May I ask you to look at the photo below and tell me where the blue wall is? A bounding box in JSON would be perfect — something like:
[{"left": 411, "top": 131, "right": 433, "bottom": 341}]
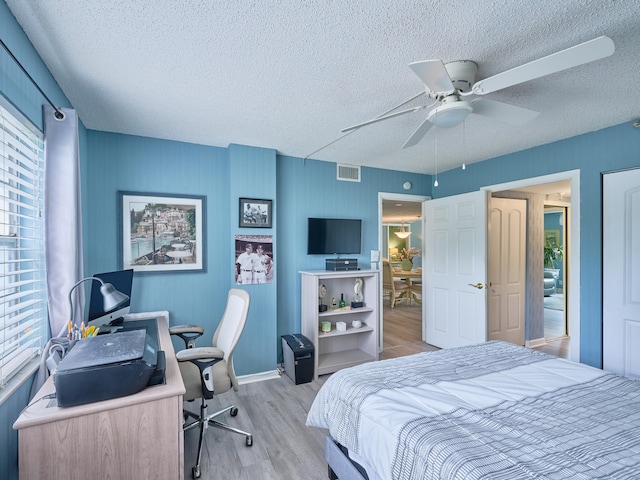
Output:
[
  {"left": 432, "top": 124, "right": 640, "bottom": 366},
  {"left": 0, "top": 379, "right": 29, "bottom": 480},
  {"left": 276, "top": 156, "right": 430, "bottom": 353},
  {"left": 85, "top": 135, "right": 279, "bottom": 375},
  {"left": 228, "top": 144, "right": 279, "bottom": 373},
  {"left": 85, "top": 133, "right": 431, "bottom": 371}
]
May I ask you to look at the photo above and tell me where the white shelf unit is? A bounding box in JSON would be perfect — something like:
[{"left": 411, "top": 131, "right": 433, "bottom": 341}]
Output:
[{"left": 300, "top": 269, "right": 379, "bottom": 379}]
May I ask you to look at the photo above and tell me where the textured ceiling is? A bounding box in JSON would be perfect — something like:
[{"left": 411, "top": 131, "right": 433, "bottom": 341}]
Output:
[
  {"left": 6, "top": 0, "right": 640, "bottom": 174},
  {"left": 382, "top": 199, "right": 422, "bottom": 225}
]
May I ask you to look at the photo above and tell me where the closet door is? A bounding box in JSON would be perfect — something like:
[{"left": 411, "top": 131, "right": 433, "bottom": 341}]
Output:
[
  {"left": 487, "top": 197, "right": 526, "bottom": 345},
  {"left": 603, "top": 168, "right": 640, "bottom": 378}
]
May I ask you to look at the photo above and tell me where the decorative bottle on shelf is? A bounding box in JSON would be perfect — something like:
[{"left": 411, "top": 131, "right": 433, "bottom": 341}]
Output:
[{"left": 339, "top": 293, "right": 345, "bottom": 308}]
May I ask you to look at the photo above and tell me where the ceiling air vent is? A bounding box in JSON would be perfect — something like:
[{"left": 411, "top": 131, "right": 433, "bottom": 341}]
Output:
[{"left": 337, "top": 163, "right": 361, "bottom": 182}]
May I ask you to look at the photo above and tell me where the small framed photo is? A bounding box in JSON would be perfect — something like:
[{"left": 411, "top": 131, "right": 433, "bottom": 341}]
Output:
[
  {"left": 239, "top": 198, "right": 272, "bottom": 228},
  {"left": 119, "top": 191, "right": 206, "bottom": 273}
]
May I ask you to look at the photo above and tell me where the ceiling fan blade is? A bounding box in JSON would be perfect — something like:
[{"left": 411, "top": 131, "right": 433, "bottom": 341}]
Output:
[
  {"left": 342, "top": 105, "right": 424, "bottom": 133},
  {"left": 470, "top": 98, "right": 539, "bottom": 125},
  {"left": 471, "top": 36, "right": 615, "bottom": 95},
  {"left": 401, "top": 116, "right": 434, "bottom": 149},
  {"left": 409, "top": 60, "right": 455, "bottom": 93}
]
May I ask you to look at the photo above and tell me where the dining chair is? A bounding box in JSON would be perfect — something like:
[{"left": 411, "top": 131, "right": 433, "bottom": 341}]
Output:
[{"left": 382, "top": 259, "right": 409, "bottom": 307}]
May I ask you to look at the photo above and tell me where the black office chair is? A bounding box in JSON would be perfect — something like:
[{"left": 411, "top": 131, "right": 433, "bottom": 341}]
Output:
[{"left": 170, "top": 288, "right": 253, "bottom": 478}]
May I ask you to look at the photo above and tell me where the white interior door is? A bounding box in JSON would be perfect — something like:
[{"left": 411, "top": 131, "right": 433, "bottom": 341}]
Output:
[
  {"left": 487, "top": 197, "right": 527, "bottom": 345},
  {"left": 423, "top": 191, "right": 488, "bottom": 349},
  {"left": 603, "top": 168, "right": 640, "bottom": 378}
]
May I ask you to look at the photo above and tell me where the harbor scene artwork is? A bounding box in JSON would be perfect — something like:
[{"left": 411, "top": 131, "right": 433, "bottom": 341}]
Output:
[{"left": 119, "top": 192, "right": 205, "bottom": 273}]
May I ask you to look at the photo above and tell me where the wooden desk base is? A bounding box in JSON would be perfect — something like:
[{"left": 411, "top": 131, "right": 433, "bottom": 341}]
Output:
[{"left": 18, "top": 396, "right": 182, "bottom": 478}]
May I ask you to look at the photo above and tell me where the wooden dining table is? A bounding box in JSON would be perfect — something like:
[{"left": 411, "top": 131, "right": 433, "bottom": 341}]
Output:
[{"left": 392, "top": 268, "right": 422, "bottom": 304}]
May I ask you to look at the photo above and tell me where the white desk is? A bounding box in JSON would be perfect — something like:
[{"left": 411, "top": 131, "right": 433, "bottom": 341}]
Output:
[{"left": 13, "top": 311, "right": 186, "bottom": 480}]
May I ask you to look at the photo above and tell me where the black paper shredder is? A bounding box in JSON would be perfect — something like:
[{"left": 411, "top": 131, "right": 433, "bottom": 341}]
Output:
[{"left": 281, "top": 334, "right": 314, "bottom": 384}]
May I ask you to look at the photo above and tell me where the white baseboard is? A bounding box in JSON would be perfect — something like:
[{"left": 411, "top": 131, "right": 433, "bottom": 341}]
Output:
[
  {"left": 526, "top": 338, "right": 547, "bottom": 348},
  {"left": 238, "top": 369, "right": 281, "bottom": 385}
]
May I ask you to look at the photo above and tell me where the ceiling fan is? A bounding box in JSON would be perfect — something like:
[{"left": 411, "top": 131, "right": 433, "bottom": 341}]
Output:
[{"left": 342, "top": 36, "right": 615, "bottom": 149}]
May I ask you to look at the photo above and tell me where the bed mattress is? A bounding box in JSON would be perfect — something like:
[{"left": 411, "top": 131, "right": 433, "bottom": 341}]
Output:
[{"left": 307, "top": 341, "right": 640, "bottom": 479}]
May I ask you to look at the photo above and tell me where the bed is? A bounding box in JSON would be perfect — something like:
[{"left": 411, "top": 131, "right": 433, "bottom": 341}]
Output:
[{"left": 306, "top": 341, "right": 640, "bottom": 479}]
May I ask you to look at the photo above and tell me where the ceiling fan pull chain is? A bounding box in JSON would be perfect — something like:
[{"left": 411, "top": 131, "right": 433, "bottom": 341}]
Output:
[
  {"left": 462, "top": 121, "right": 467, "bottom": 170},
  {"left": 434, "top": 122, "right": 439, "bottom": 187}
]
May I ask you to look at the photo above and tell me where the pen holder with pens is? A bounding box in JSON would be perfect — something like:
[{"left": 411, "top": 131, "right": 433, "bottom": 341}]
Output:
[{"left": 67, "top": 321, "right": 100, "bottom": 340}]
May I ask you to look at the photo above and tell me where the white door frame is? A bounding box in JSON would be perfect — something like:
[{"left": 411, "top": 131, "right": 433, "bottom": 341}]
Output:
[
  {"left": 378, "top": 192, "right": 430, "bottom": 350},
  {"left": 482, "top": 169, "right": 581, "bottom": 362}
]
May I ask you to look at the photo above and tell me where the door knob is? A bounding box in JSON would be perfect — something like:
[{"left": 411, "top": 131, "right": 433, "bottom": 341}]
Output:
[{"left": 468, "top": 283, "right": 484, "bottom": 290}]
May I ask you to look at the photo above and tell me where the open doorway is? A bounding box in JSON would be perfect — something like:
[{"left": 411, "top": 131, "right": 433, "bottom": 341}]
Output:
[
  {"left": 379, "top": 193, "right": 428, "bottom": 359},
  {"left": 487, "top": 175, "right": 574, "bottom": 360},
  {"left": 543, "top": 205, "right": 567, "bottom": 339},
  {"left": 378, "top": 174, "right": 577, "bottom": 361}
]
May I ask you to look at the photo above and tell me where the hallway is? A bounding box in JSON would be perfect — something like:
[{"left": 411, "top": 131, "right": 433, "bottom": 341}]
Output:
[
  {"left": 381, "top": 302, "right": 435, "bottom": 360},
  {"left": 382, "top": 302, "right": 569, "bottom": 360},
  {"left": 544, "top": 292, "right": 566, "bottom": 339}
]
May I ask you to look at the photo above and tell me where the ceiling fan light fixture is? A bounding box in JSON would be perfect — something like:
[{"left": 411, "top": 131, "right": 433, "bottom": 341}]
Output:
[{"left": 428, "top": 101, "right": 473, "bottom": 128}]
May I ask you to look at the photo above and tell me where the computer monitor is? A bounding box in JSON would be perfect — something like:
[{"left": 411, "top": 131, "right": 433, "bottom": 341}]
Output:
[{"left": 87, "top": 269, "right": 134, "bottom": 326}]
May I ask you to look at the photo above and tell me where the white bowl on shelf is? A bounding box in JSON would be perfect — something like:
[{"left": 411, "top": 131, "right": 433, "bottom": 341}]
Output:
[{"left": 351, "top": 320, "right": 362, "bottom": 329}]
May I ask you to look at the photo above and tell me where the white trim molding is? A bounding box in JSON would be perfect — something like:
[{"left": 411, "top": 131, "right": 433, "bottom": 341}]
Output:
[{"left": 238, "top": 369, "right": 281, "bottom": 385}]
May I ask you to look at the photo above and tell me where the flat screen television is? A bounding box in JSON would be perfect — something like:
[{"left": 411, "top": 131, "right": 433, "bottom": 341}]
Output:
[
  {"left": 307, "top": 218, "right": 362, "bottom": 255},
  {"left": 87, "top": 269, "right": 134, "bottom": 326}
]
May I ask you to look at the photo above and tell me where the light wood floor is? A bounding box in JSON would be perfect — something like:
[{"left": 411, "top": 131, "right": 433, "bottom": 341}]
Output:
[
  {"left": 381, "top": 301, "right": 438, "bottom": 359},
  {"left": 183, "top": 302, "right": 569, "bottom": 478},
  {"left": 183, "top": 373, "right": 329, "bottom": 479},
  {"left": 381, "top": 301, "right": 569, "bottom": 359}
]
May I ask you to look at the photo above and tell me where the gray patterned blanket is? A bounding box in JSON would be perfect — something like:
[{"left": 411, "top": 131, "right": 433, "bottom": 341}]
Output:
[{"left": 307, "top": 341, "right": 640, "bottom": 479}]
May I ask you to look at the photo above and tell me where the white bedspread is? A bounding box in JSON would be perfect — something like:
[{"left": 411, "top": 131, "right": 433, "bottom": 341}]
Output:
[{"left": 307, "top": 341, "right": 640, "bottom": 479}]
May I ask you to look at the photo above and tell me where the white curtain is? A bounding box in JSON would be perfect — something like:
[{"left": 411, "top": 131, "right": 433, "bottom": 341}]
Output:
[{"left": 43, "top": 105, "right": 83, "bottom": 338}]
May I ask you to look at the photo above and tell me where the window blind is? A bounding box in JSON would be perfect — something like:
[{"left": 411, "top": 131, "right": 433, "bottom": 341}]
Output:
[{"left": 0, "top": 96, "right": 47, "bottom": 387}]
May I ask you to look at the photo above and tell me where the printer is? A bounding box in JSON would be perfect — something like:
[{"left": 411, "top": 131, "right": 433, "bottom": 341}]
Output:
[{"left": 53, "top": 329, "right": 162, "bottom": 407}]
